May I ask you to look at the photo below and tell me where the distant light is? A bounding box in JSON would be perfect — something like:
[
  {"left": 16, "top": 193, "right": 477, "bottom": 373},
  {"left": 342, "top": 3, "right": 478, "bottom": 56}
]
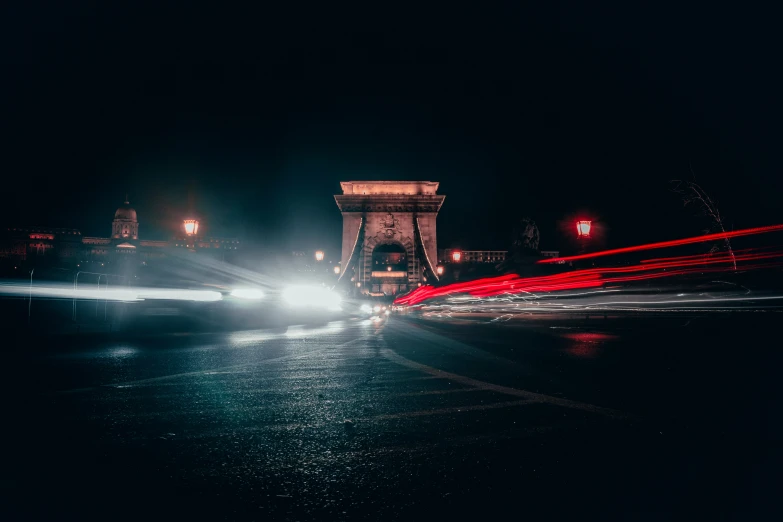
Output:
[
  {"left": 436, "top": 266, "right": 444, "bottom": 276},
  {"left": 576, "top": 220, "right": 592, "bottom": 238},
  {"left": 230, "top": 288, "right": 264, "bottom": 300},
  {"left": 452, "top": 251, "right": 462, "bottom": 262},
  {"left": 333, "top": 265, "right": 341, "bottom": 274},
  {"left": 136, "top": 289, "right": 222, "bottom": 302},
  {"left": 360, "top": 304, "right": 373, "bottom": 313},
  {"left": 373, "top": 305, "right": 381, "bottom": 313},
  {"left": 386, "top": 265, "right": 392, "bottom": 272},
  {"left": 315, "top": 250, "right": 325, "bottom": 261},
  {"left": 357, "top": 282, "right": 362, "bottom": 288},
  {"left": 384, "top": 310, "right": 391, "bottom": 316},
  {"left": 282, "top": 285, "right": 341, "bottom": 310},
  {"left": 184, "top": 219, "right": 199, "bottom": 236}
]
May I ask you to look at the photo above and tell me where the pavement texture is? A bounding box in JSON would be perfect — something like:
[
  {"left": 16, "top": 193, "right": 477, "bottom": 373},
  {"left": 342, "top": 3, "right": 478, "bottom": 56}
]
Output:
[{"left": 3, "top": 313, "right": 782, "bottom": 521}]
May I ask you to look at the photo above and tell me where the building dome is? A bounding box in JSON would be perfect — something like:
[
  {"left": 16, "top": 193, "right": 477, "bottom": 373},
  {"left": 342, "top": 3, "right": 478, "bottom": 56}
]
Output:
[
  {"left": 112, "top": 198, "right": 139, "bottom": 240},
  {"left": 114, "top": 200, "right": 137, "bottom": 222}
]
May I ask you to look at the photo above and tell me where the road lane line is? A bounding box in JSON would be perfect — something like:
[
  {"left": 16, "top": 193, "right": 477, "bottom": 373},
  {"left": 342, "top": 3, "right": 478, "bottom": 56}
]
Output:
[
  {"left": 393, "top": 388, "right": 484, "bottom": 397},
  {"left": 380, "top": 348, "right": 633, "bottom": 420},
  {"left": 111, "top": 398, "right": 537, "bottom": 424},
  {"left": 302, "top": 426, "right": 557, "bottom": 460},
  {"left": 367, "top": 399, "right": 538, "bottom": 420},
  {"left": 51, "top": 336, "right": 371, "bottom": 395}
]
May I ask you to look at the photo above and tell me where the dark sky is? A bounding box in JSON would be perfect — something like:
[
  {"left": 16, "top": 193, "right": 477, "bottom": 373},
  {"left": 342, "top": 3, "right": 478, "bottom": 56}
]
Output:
[{"left": 2, "top": 2, "right": 782, "bottom": 255}]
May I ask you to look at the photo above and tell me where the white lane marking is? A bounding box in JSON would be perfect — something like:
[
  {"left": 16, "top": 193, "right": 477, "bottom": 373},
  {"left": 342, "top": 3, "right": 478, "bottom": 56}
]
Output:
[
  {"left": 380, "top": 348, "right": 632, "bottom": 420},
  {"left": 366, "top": 375, "right": 443, "bottom": 384},
  {"left": 111, "top": 398, "right": 536, "bottom": 423},
  {"left": 162, "top": 399, "right": 543, "bottom": 436},
  {"left": 368, "top": 399, "right": 537, "bottom": 420},
  {"left": 51, "top": 336, "right": 370, "bottom": 394},
  {"left": 393, "top": 388, "right": 483, "bottom": 397},
  {"left": 308, "top": 426, "right": 557, "bottom": 459}
]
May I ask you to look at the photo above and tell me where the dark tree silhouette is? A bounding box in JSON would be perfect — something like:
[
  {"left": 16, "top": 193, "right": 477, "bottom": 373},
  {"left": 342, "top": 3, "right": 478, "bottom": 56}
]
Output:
[{"left": 671, "top": 180, "right": 736, "bottom": 270}]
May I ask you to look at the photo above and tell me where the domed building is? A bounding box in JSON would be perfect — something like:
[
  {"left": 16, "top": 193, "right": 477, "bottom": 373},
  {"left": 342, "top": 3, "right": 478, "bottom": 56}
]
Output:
[
  {"left": 112, "top": 198, "right": 139, "bottom": 240},
  {"left": 2, "top": 195, "right": 242, "bottom": 271}
]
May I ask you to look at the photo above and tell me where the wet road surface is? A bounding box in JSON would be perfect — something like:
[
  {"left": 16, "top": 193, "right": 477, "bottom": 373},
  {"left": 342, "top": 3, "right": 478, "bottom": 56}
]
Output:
[{"left": 4, "top": 314, "right": 782, "bottom": 520}]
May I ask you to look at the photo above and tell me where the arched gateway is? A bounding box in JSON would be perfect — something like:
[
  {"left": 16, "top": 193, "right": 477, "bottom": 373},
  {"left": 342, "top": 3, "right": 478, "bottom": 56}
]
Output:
[{"left": 335, "top": 181, "right": 444, "bottom": 296}]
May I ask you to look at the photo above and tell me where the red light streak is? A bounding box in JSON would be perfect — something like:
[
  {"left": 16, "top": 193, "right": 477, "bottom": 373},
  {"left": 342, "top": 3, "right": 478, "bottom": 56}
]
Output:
[
  {"left": 639, "top": 246, "right": 779, "bottom": 265},
  {"left": 394, "top": 246, "right": 783, "bottom": 306},
  {"left": 538, "top": 224, "right": 783, "bottom": 264}
]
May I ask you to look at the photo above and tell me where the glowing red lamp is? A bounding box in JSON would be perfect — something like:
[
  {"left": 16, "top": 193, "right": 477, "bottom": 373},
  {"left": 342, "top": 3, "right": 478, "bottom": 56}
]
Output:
[
  {"left": 183, "top": 219, "right": 199, "bottom": 236},
  {"left": 576, "top": 220, "right": 592, "bottom": 238},
  {"left": 452, "top": 251, "right": 462, "bottom": 262}
]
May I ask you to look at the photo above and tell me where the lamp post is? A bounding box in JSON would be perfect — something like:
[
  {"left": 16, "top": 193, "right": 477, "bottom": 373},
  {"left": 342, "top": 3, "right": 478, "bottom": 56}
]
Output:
[
  {"left": 576, "top": 220, "right": 593, "bottom": 258},
  {"left": 183, "top": 219, "right": 199, "bottom": 236},
  {"left": 451, "top": 251, "right": 464, "bottom": 281},
  {"left": 576, "top": 220, "right": 592, "bottom": 239}
]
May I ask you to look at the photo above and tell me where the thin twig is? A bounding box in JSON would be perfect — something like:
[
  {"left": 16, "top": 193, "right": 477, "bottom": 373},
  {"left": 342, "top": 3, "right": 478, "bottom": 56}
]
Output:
[{"left": 671, "top": 180, "right": 736, "bottom": 270}]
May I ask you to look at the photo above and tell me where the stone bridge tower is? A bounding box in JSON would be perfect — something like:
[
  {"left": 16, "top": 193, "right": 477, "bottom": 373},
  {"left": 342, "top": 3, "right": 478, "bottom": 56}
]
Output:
[{"left": 335, "top": 181, "right": 444, "bottom": 296}]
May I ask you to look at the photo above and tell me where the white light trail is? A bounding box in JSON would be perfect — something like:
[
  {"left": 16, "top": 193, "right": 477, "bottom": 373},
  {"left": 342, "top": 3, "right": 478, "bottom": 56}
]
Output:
[{"left": 0, "top": 281, "right": 222, "bottom": 302}]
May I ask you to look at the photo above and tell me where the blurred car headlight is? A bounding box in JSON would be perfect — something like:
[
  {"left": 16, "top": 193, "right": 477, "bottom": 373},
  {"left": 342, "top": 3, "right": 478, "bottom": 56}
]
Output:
[
  {"left": 360, "top": 304, "right": 373, "bottom": 314},
  {"left": 373, "top": 305, "right": 381, "bottom": 313},
  {"left": 230, "top": 288, "right": 265, "bottom": 300},
  {"left": 282, "top": 285, "right": 342, "bottom": 310}
]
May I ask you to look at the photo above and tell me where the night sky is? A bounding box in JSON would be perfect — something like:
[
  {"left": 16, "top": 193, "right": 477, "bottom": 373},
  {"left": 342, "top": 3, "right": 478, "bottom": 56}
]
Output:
[{"left": 3, "top": 3, "right": 782, "bottom": 256}]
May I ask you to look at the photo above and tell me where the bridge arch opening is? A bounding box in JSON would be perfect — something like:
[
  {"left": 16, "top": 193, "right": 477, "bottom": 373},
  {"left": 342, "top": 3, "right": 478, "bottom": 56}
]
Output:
[
  {"left": 372, "top": 242, "right": 407, "bottom": 272},
  {"left": 335, "top": 181, "right": 444, "bottom": 295}
]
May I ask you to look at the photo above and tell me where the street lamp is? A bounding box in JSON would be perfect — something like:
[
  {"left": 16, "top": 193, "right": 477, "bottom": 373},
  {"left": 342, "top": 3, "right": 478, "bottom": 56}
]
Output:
[
  {"left": 436, "top": 265, "right": 444, "bottom": 276},
  {"left": 315, "top": 250, "right": 325, "bottom": 262},
  {"left": 452, "top": 251, "right": 462, "bottom": 262},
  {"left": 576, "top": 220, "right": 592, "bottom": 238},
  {"left": 183, "top": 219, "right": 199, "bottom": 236}
]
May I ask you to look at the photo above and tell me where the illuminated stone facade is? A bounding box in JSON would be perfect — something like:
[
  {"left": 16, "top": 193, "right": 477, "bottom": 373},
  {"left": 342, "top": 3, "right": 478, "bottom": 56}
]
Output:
[
  {"left": 111, "top": 199, "right": 139, "bottom": 239},
  {"left": 1, "top": 199, "right": 240, "bottom": 270},
  {"left": 439, "top": 249, "right": 508, "bottom": 264},
  {"left": 335, "top": 181, "right": 444, "bottom": 296}
]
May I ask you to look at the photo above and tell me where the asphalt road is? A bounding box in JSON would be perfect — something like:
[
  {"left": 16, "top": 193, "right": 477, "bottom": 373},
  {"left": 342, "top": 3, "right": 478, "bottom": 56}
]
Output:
[{"left": 4, "top": 313, "right": 782, "bottom": 521}]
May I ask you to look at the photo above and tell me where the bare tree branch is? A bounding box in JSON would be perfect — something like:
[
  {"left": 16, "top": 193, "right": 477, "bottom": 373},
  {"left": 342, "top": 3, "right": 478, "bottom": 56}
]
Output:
[{"left": 670, "top": 180, "right": 736, "bottom": 270}]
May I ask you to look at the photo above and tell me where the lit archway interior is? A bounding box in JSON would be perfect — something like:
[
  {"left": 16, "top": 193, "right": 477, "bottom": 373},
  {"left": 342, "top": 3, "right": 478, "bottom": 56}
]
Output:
[
  {"left": 371, "top": 243, "right": 408, "bottom": 295},
  {"left": 372, "top": 243, "right": 407, "bottom": 272}
]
